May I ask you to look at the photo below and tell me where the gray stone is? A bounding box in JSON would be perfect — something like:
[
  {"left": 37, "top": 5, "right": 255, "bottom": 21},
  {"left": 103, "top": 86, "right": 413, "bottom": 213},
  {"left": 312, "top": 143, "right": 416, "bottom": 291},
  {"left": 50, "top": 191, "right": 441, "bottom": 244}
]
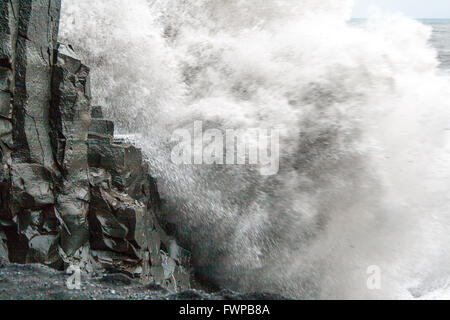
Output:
[
  {"left": 0, "top": 0, "right": 192, "bottom": 293},
  {"left": 88, "top": 139, "right": 144, "bottom": 197},
  {"left": 89, "top": 119, "right": 114, "bottom": 138},
  {"left": 0, "top": 230, "right": 8, "bottom": 261},
  {"left": 88, "top": 170, "right": 147, "bottom": 268},
  {"left": 12, "top": 0, "right": 61, "bottom": 169},
  {"left": 91, "top": 106, "right": 104, "bottom": 119},
  {"left": 10, "top": 163, "right": 54, "bottom": 211},
  {"left": 0, "top": 1, "right": 17, "bottom": 149},
  {"left": 51, "top": 42, "right": 91, "bottom": 258},
  {"left": 27, "top": 234, "right": 61, "bottom": 266}
]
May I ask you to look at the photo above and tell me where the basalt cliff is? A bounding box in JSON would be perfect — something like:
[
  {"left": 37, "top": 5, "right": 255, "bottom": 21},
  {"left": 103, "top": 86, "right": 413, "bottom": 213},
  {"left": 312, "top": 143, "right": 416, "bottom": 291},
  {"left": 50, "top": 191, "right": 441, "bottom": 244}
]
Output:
[{"left": 0, "top": 0, "right": 191, "bottom": 292}]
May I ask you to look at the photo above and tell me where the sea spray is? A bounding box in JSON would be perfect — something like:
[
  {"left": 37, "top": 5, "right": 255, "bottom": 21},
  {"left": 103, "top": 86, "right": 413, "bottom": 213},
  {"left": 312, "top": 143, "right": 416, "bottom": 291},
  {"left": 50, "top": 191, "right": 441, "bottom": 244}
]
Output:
[{"left": 60, "top": 0, "right": 450, "bottom": 299}]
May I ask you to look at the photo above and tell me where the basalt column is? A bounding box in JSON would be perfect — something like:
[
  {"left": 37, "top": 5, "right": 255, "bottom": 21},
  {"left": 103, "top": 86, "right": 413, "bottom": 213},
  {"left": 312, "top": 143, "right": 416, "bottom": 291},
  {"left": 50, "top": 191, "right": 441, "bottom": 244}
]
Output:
[
  {"left": 0, "top": 0, "right": 192, "bottom": 292},
  {"left": 0, "top": 0, "right": 62, "bottom": 265}
]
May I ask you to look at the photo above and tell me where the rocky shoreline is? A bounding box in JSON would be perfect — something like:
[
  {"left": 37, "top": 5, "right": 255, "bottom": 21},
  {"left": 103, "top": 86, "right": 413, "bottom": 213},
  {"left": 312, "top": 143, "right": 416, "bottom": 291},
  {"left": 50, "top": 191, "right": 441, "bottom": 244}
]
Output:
[
  {"left": 0, "top": 0, "right": 191, "bottom": 294},
  {"left": 0, "top": 258, "right": 287, "bottom": 300}
]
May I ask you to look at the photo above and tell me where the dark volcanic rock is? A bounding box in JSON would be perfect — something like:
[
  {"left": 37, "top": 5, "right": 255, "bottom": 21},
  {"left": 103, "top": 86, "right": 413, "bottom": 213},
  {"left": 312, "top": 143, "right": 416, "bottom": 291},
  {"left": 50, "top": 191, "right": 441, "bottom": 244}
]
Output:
[
  {"left": 0, "top": 0, "right": 62, "bottom": 267},
  {"left": 87, "top": 117, "right": 191, "bottom": 291},
  {"left": 91, "top": 106, "right": 104, "bottom": 119},
  {"left": 0, "top": 0, "right": 192, "bottom": 293},
  {"left": 89, "top": 119, "right": 114, "bottom": 138},
  {"left": 12, "top": 0, "right": 61, "bottom": 168},
  {"left": 0, "top": 261, "right": 287, "bottom": 300},
  {"left": 51, "top": 43, "right": 91, "bottom": 261}
]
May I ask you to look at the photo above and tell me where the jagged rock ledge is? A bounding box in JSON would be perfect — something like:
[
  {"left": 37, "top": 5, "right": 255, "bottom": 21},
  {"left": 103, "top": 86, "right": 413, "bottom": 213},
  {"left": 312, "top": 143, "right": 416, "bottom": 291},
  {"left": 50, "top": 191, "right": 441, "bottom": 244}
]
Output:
[{"left": 0, "top": 0, "right": 190, "bottom": 292}]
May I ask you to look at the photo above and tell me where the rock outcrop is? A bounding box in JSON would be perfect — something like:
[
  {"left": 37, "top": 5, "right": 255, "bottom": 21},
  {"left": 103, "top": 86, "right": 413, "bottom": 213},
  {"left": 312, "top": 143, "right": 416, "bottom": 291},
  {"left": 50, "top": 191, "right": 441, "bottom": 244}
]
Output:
[{"left": 0, "top": 0, "right": 190, "bottom": 292}]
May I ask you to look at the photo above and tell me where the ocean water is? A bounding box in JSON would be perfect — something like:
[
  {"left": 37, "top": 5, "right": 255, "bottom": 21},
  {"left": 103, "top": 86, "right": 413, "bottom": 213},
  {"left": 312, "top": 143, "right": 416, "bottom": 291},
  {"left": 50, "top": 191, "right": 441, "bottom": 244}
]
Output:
[
  {"left": 59, "top": 1, "right": 450, "bottom": 300},
  {"left": 424, "top": 20, "right": 450, "bottom": 71}
]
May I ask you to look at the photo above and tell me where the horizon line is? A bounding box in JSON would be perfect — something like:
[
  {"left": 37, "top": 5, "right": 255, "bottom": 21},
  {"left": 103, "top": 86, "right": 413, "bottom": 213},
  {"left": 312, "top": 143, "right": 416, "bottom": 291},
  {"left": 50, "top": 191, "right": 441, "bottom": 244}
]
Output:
[{"left": 351, "top": 17, "right": 450, "bottom": 19}]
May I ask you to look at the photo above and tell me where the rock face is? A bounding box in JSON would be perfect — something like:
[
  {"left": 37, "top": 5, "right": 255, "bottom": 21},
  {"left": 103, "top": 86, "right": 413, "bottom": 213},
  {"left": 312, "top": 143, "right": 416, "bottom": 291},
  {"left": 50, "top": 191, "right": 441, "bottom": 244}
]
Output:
[{"left": 0, "top": 0, "right": 190, "bottom": 292}]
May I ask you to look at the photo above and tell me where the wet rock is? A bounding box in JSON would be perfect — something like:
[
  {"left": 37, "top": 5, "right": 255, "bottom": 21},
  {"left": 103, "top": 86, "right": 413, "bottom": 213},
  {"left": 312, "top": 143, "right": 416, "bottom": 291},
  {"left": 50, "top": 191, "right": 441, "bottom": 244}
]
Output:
[
  {"left": 0, "top": 230, "right": 8, "bottom": 261},
  {"left": 88, "top": 136, "right": 145, "bottom": 198},
  {"left": 0, "top": 0, "right": 62, "bottom": 266},
  {"left": 0, "top": 262, "right": 285, "bottom": 300},
  {"left": 10, "top": 163, "right": 54, "bottom": 211},
  {"left": 87, "top": 161, "right": 191, "bottom": 292},
  {"left": 91, "top": 106, "right": 104, "bottom": 119},
  {"left": 12, "top": 0, "right": 61, "bottom": 168},
  {"left": 26, "top": 234, "right": 61, "bottom": 267},
  {"left": 0, "top": 0, "right": 18, "bottom": 153},
  {"left": 96, "top": 273, "right": 136, "bottom": 286},
  {"left": 0, "top": 0, "right": 193, "bottom": 294},
  {"left": 89, "top": 119, "right": 114, "bottom": 138},
  {"left": 51, "top": 43, "right": 91, "bottom": 259}
]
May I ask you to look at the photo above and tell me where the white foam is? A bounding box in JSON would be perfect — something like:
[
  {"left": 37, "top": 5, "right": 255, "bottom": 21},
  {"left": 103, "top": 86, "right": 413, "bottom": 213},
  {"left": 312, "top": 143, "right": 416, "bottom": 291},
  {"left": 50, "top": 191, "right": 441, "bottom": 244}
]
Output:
[{"left": 60, "top": 0, "right": 450, "bottom": 299}]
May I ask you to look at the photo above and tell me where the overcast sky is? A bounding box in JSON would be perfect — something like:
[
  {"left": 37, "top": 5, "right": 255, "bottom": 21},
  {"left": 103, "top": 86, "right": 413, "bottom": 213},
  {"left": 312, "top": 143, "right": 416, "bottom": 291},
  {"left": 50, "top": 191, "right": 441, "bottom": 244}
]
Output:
[{"left": 352, "top": 0, "right": 450, "bottom": 19}]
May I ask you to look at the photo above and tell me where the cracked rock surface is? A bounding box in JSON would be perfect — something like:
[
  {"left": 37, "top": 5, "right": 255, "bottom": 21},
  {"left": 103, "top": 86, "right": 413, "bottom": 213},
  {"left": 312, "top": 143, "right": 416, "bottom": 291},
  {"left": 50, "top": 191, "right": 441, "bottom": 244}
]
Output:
[{"left": 0, "top": 0, "right": 191, "bottom": 293}]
